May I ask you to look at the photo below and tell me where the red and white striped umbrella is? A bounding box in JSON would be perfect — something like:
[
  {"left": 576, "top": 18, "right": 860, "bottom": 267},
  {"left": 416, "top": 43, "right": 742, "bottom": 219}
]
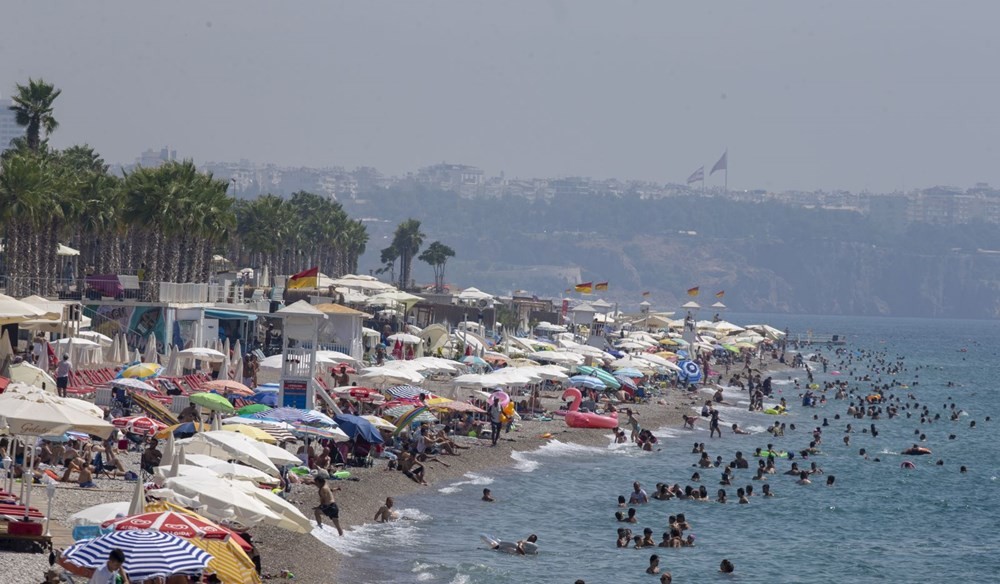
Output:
[
  {"left": 112, "top": 416, "right": 167, "bottom": 437},
  {"left": 101, "top": 511, "right": 247, "bottom": 549}
]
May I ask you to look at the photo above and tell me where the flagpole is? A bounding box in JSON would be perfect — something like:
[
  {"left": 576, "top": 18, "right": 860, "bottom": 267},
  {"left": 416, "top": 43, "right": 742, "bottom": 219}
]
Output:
[{"left": 724, "top": 148, "right": 728, "bottom": 193}]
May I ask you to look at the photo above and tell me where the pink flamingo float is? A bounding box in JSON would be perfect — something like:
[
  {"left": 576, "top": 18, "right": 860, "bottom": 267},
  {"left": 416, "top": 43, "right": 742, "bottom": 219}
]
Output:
[{"left": 561, "top": 387, "right": 619, "bottom": 429}]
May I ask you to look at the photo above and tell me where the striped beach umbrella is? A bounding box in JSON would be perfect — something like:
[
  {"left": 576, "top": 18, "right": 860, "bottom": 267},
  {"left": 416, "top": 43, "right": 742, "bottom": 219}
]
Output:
[
  {"left": 60, "top": 530, "right": 212, "bottom": 581},
  {"left": 250, "top": 407, "right": 335, "bottom": 427},
  {"left": 614, "top": 375, "right": 638, "bottom": 391},
  {"left": 568, "top": 375, "right": 607, "bottom": 390},
  {"left": 386, "top": 385, "right": 425, "bottom": 399},
  {"left": 101, "top": 511, "right": 235, "bottom": 543},
  {"left": 113, "top": 415, "right": 167, "bottom": 437},
  {"left": 387, "top": 405, "right": 437, "bottom": 435}
]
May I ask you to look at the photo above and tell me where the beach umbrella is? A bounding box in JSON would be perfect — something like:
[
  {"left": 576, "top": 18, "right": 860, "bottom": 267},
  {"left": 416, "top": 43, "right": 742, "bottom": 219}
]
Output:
[
  {"left": 576, "top": 366, "right": 621, "bottom": 389},
  {"left": 250, "top": 391, "right": 278, "bottom": 406},
  {"left": 253, "top": 383, "right": 280, "bottom": 393},
  {"left": 113, "top": 416, "right": 167, "bottom": 437},
  {"left": 359, "top": 366, "right": 425, "bottom": 387},
  {"left": 189, "top": 392, "right": 235, "bottom": 413},
  {"left": 155, "top": 422, "right": 212, "bottom": 440},
  {"left": 158, "top": 462, "right": 221, "bottom": 481},
  {"left": 386, "top": 385, "right": 426, "bottom": 399},
  {"left": 179, "top": 348, "right": 227, "bottom": 362},
  {"left": 251, "top": 407, "right": 334, "bottom": 426},
  {"left": 461, "top": 355, "right": 488, "bottom": 367},
  {"left": 291, "top": 424, "right": 350, "bottom": 441},
  {"left": 203, "top": 380, "right": 253, "bottom": 396},
  {"left": 677, "top": 360, "right": 703, "bottom": 384},
  {"left": 332, "top": 413, "right": 383, "bottom": 443},
  {"left": 567, "top": 375, "right": 607, "bottom": 390},
  {"left": 202, "top": 461, "right": 279, "bottom": 485},
  {"left": 236, "top": 404, "right": 271, "bottom": 416},
  {"left": 69, "top": 502, "right": 131, "bottom": 526},
  {"left": 361, "top": 415, "right": 397, "bottom": 431},
  {"left": 389, "top": 406, "right": 437, "bottom": 435},
  {"left": 614, "top": 367, "right": 645, "bottom": 379},
  {"left": 615, "top": 375, "right": 638, "bottom": 391},
  {"left": 221, "top": 424, "right": 278, "bottom": 444},
  {"left": 143, "top": 502, "right": 261, "bottom": 584},
  {"left": 181, "top": 432, "right": 279, "bottom": 476},
  {"left": 110, "top": 378, "right": 157, "bottom": 393},
  {"left": 7, "top": 362, "right": 57, "bottom": 391},
  {"left": 144, "top": 334, "right": 158, "bottom": 364},
  {"left": 59, "top": 530, "right": 212, "bottom": 581},
  {"left": 429, "top": 400, "right": 485, "bottom": 414},
  {"left": 119, "top": 362, "right": 163, "bottom": 380},
  {"left": 163, "top": 432, "right": 176, "bottom": 465},
  {"left": 226, "top": 418, "right": 295, "bottom": 442}
]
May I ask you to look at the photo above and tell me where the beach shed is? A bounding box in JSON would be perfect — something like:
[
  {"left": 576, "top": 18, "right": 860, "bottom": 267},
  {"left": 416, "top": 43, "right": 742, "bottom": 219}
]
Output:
[
  {"left": 571, "top": 302, "right": 597, "bottom": 326},
  {"left": 313, "top": 303, "right": 368, "bottom": 360}
]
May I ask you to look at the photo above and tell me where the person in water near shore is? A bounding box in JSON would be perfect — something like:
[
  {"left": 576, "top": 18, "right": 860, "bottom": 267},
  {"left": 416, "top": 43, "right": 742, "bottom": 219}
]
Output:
[
  {"left": 731, "top": 423, "right": 750, "bottom": 435},
  {"left": 629, "top": 481, "right": 649, "bottom": 504},
  {"left": 720, "top": 559, "right": 735, "bottom": 574},
  {"left": 374, "top": 497, "right": 397, "bottom": 522},
  {"left": 482, "top": 488, "right": 495, "bottom": 502},
  {"left": 313, "top": 477, "right": 343, "bottom": 535},
  {"left": 646, "top": 554, "right": 661, "bottom": 574}
]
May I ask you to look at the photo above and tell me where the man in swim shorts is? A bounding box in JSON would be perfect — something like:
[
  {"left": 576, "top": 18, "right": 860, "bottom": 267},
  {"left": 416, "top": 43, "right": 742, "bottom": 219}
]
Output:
[
  {"left": 374, "top": 497, "right": 397, "bottom": 522},
  {"left": 313, "top": 477, "right": 344, "bottom": 535}
]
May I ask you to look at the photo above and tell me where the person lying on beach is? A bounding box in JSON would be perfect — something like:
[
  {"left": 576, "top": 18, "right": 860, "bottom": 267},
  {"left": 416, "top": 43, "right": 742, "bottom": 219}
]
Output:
[{"left": 374, "top": 497, "right": 398, "bottom": 522}]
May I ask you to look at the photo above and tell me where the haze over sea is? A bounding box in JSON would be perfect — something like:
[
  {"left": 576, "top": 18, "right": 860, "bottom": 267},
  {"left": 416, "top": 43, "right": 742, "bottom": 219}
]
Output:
[{"left": 323, "top": 314, "right": 1000, "bottom": 583}]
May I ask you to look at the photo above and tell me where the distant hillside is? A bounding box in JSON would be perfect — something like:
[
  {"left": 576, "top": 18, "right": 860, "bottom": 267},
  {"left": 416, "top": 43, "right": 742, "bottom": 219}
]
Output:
[{"left": 342, "top": 185, "right": 1000, "bottom": 318}]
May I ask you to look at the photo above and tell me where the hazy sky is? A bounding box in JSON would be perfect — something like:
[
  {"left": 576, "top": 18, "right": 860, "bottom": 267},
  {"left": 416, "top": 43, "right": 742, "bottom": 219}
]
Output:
[{"left": 3, "top": 1, "right": 998, "bottom": 192}]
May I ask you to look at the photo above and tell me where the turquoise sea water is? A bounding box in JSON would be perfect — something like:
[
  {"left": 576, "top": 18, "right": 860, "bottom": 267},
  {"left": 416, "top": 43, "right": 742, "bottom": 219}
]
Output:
[{"left": 326, "top": 315, "right": 1000, "bottom": 583}]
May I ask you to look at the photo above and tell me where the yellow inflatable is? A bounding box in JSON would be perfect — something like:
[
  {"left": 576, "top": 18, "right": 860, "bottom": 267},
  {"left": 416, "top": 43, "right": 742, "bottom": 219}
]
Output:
[{"left": 500, "top": 402, "right": 515, "bottom": 424}]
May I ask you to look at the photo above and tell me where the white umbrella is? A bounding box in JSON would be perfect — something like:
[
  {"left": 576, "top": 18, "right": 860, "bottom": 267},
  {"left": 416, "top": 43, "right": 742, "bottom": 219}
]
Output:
[
  {"left": 0, "top": 330, "right": 12, "bottom": 364},
  {"left": 180, "top": 431, "right": 280, "bottom": 476},
  {"left": 144, "top": 334, "right": 158, "bottom": 364},
  {"left": 204, "top": 461, "right": 278, "bottom": 485},
  {"left": 53, "top": 338, "right": 100, "bottom": 350},
  {"left": 78, "top": 330, "right": 113, "bottom": 346},
  {"left": 0, "top": 294, "right": 48, "bottom": 325},
  {"left": 164, "top": 345, "right": 180, "bottom": 377},
  {"left": 358, "top": 366, "right": 425, "bottom": 387},
  {"left": 0, "top": 384, "right": 113, "bottom": 438},
  {"left": 251, "top": 440, "right": 300, "bottom": 466},
  {"left": 179, "top": 348, "right": 226, "bottom": 362},
  {"left": 162, "top": 432, "right": 176, "bottom": 466},
  {"left": 163, "top": 476, "right": 280, "bottom": 525},
  {"left": 71, "top": 501, "right": 131, "bottom": 526},
  {"left": 258, "top": 350, "right": 358, "bottom": 370},
  {"left": 110, "top": 378, "right": 157, "bottom": 393},
  {"left": 156, "top": 463, "right": 220, "bottom": 480},
  {"left": 119, "top": 335, "right": 129, "bottom": 365},
  {"left": 8, "top": 362, "right": 57, "bottom": 391}
]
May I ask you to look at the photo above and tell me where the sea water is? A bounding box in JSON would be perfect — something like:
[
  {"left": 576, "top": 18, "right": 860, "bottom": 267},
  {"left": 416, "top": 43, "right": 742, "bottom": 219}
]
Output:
[{"left": 332, "top": 315, "right": 1000, "bottom": 583}]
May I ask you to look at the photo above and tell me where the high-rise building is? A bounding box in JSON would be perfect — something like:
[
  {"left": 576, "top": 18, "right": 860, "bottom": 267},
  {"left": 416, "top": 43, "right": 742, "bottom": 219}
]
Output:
[{"left": 0, "top": 97, "right": 26, "bottom": 154}]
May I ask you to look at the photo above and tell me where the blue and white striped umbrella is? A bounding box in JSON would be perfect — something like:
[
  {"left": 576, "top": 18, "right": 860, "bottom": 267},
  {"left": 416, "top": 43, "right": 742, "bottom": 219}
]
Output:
[
  {"left": 677, "top": 360, "right": 702, "bottom": 383},
  {"left": 614, "top": 375, "right": 638, "bottom": 391},
  {"left": 251, "top": 407, "right": 335, "bottom": 427},
  {"left": 60, "top": 529, "right": 211, "bottom": 581},
  {"left": 568, "top": 375, "right": 607, "bottom": 390},
  {"left": 386, "top": 385, "right": 424, "bottom": 399}
]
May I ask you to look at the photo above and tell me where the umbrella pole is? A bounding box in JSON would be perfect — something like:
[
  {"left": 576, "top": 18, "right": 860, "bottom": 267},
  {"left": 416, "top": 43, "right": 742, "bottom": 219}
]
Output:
[{"left": 23, "top": 437, "right": 37, "bottom": 520}]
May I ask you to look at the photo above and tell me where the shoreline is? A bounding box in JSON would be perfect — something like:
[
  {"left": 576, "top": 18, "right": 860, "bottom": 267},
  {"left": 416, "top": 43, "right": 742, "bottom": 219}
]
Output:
[{"left": 260, "top": 365, "right": 787, "bottom": 582}]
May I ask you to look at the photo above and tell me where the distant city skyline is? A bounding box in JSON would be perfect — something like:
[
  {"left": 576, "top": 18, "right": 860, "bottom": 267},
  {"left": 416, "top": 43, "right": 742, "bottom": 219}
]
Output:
[{"left": 3, "top": 1, "right": 1000, "bottom": 192}]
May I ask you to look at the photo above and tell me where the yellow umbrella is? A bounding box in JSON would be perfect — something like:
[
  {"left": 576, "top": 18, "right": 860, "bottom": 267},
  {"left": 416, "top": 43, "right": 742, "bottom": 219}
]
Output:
[
  {"left": 423, "top": 397, "right": 454, "bottom": 407},
  {"left": 658, "top": 338, "right": 679, "bottom": 346},
  {"left": 120, "top": 362, "right": 163, "bottom": 380},
  {"left": 146, "top": 502, "right": 261, "bottom": 584},
  {"left": 655, "top": 351, "right": 677, "bottom": 359},
  {"left": 361, "top": 415, "right": 397, "bottom": 431},
  {"left": 222, "top": 424, "right": 278, "bottom": 444}
]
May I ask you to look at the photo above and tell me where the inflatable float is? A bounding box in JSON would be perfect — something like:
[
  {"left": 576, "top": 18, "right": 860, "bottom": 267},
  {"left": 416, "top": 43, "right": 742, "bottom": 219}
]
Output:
[
  {"left": 561, "top": 388, "right": 619, "bottom": 429},
  {"left": 754, "top": 450, "right": 788, "bottom": 458},
  {"left": 901, "top": 446, "right": 932, "bottom": 456},
  {"left": 481, "top": 534, "right": 538, "bottom": 555},
  {"left": 763, "top": 407, "right": 789, "bottom": 416}
]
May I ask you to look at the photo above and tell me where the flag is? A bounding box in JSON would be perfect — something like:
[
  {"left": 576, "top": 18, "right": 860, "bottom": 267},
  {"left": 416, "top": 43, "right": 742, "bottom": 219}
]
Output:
[
  {"left": 575, "top": 282, "right": 593, "bottom": 294},
  {"left": 642, "top": 291, "right": 651, "bottom": 297},
  {"left": 710, "top": 150, "right": 727, "bottom": 175},
  {"left": 287, "top": 266, "right": 319, "bottom": 289},
  {"left": 687, "top": 166, "right": 704, "bottom": 184},
  {"left": 564, "top": 288, "right": 573, "bottom": 294},
  {"left": 687, "top": 286, "right": 700, "bottom": 297},
  {"left": 715, "top": 290, "right": 725, "bottom": 299},
  {"left": 595, "top": 282, "right": 609, "bottom": 291}
]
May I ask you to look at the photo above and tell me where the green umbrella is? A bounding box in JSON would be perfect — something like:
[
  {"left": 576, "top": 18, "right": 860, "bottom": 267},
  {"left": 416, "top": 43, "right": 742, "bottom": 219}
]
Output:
[
  {"left": 189, "top": 392, "right": 235, "bottom": 413},
  {"left": 576, "top": 365, "right": 621, "bottom": 389},
  {"left": 237, "top": 404, "right": 272, "bottom": 416}
]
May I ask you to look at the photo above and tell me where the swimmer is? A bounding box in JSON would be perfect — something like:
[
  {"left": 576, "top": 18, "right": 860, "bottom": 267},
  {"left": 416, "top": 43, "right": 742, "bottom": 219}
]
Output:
[
  {"left": 515, "top": 534, "right": 538, "bottom": 555},
  {"left": 901, "top": 461, "right": 915, "bottom": 469},
  {"left": 826, "top": 475, "right": 835, "bottom": 486},
  {"left": 374, "top": 497, "right": 398, "bottom": 522},
  {"left": 731, "top": 423, "right": 750, "bottom": 435},
  {"left": 720, "top": 559, "right": 735, "bottom": 574},
  {"left": 762, "top": 483, "right": 774, "bottom": 497},
  {"left": 647, "top": 554, "right": 661, "bottom": 574},
  {"left": 482, "top": 488, "right": 495, "bottom": 502},
  {"left": 796, "top": 471, "right": 811, "bottom": 485}
]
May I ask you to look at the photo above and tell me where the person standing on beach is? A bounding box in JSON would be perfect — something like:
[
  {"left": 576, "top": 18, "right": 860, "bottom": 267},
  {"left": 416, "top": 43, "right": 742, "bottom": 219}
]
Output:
[
  {"left": 313, "top": 477, "right": 344, "bottom": 535},
  {"left": 55, "top": 354, "right": 72, "bottom": 398},
  {"left": 487, "top": 401, "right": 502, "bottom": 446},
  {"left": 625, "top": 409, "right": 641, "bottom": 443}
]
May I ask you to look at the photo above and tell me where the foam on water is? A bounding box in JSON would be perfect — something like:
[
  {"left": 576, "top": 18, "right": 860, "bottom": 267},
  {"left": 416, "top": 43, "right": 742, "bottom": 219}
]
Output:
[
  {"left": 438, "top": 473, "right": 495, "bottom": 494},
  {"left": 312, "top": 507, "right": 430, "bottom": 557}
]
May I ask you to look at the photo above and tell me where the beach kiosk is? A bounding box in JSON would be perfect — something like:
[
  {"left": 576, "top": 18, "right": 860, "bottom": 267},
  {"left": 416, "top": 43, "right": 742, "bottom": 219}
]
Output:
[{"left": 276, "top": 300, "right": 326, "bottom": 409}]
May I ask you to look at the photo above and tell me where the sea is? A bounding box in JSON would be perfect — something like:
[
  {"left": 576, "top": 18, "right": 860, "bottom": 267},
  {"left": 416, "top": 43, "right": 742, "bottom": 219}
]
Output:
[{"left": 321, "top": 315, "right": 1000, "bottom": 583}]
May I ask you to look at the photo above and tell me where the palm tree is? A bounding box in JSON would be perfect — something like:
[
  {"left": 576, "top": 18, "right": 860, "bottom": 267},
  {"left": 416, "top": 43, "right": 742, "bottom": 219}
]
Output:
[
  {"left": 9, "top": 79, "right": 61, "bottom": 151},
  {"left": 418, "top": 241, "right": 455, "bottom": 293},
  {"left": 387, "top": 219, "right": 425, "bottom": 290}
]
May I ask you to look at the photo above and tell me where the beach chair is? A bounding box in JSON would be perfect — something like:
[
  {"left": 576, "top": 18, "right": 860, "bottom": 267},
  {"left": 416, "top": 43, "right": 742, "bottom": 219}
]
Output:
[
  {"left": 71, "top": 525, "right": 105, "bottom": 542},
  {"left": 92, "top": 452, "right": 114, "bottom": 479}
]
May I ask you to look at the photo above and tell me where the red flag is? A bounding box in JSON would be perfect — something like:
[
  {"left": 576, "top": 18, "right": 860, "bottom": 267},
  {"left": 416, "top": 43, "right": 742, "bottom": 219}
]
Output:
[
  {"left": 595, "top": 282, "right": 609, "bottom": 291},
  {"left": 575, "top": 282, "right": 593, "bottom": 294},
  {"left": 642, "top": 291, "right": 651, "bottom": 297},
  {"left": 687, "top": 286, "right": 700, "bottom": 297}
]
